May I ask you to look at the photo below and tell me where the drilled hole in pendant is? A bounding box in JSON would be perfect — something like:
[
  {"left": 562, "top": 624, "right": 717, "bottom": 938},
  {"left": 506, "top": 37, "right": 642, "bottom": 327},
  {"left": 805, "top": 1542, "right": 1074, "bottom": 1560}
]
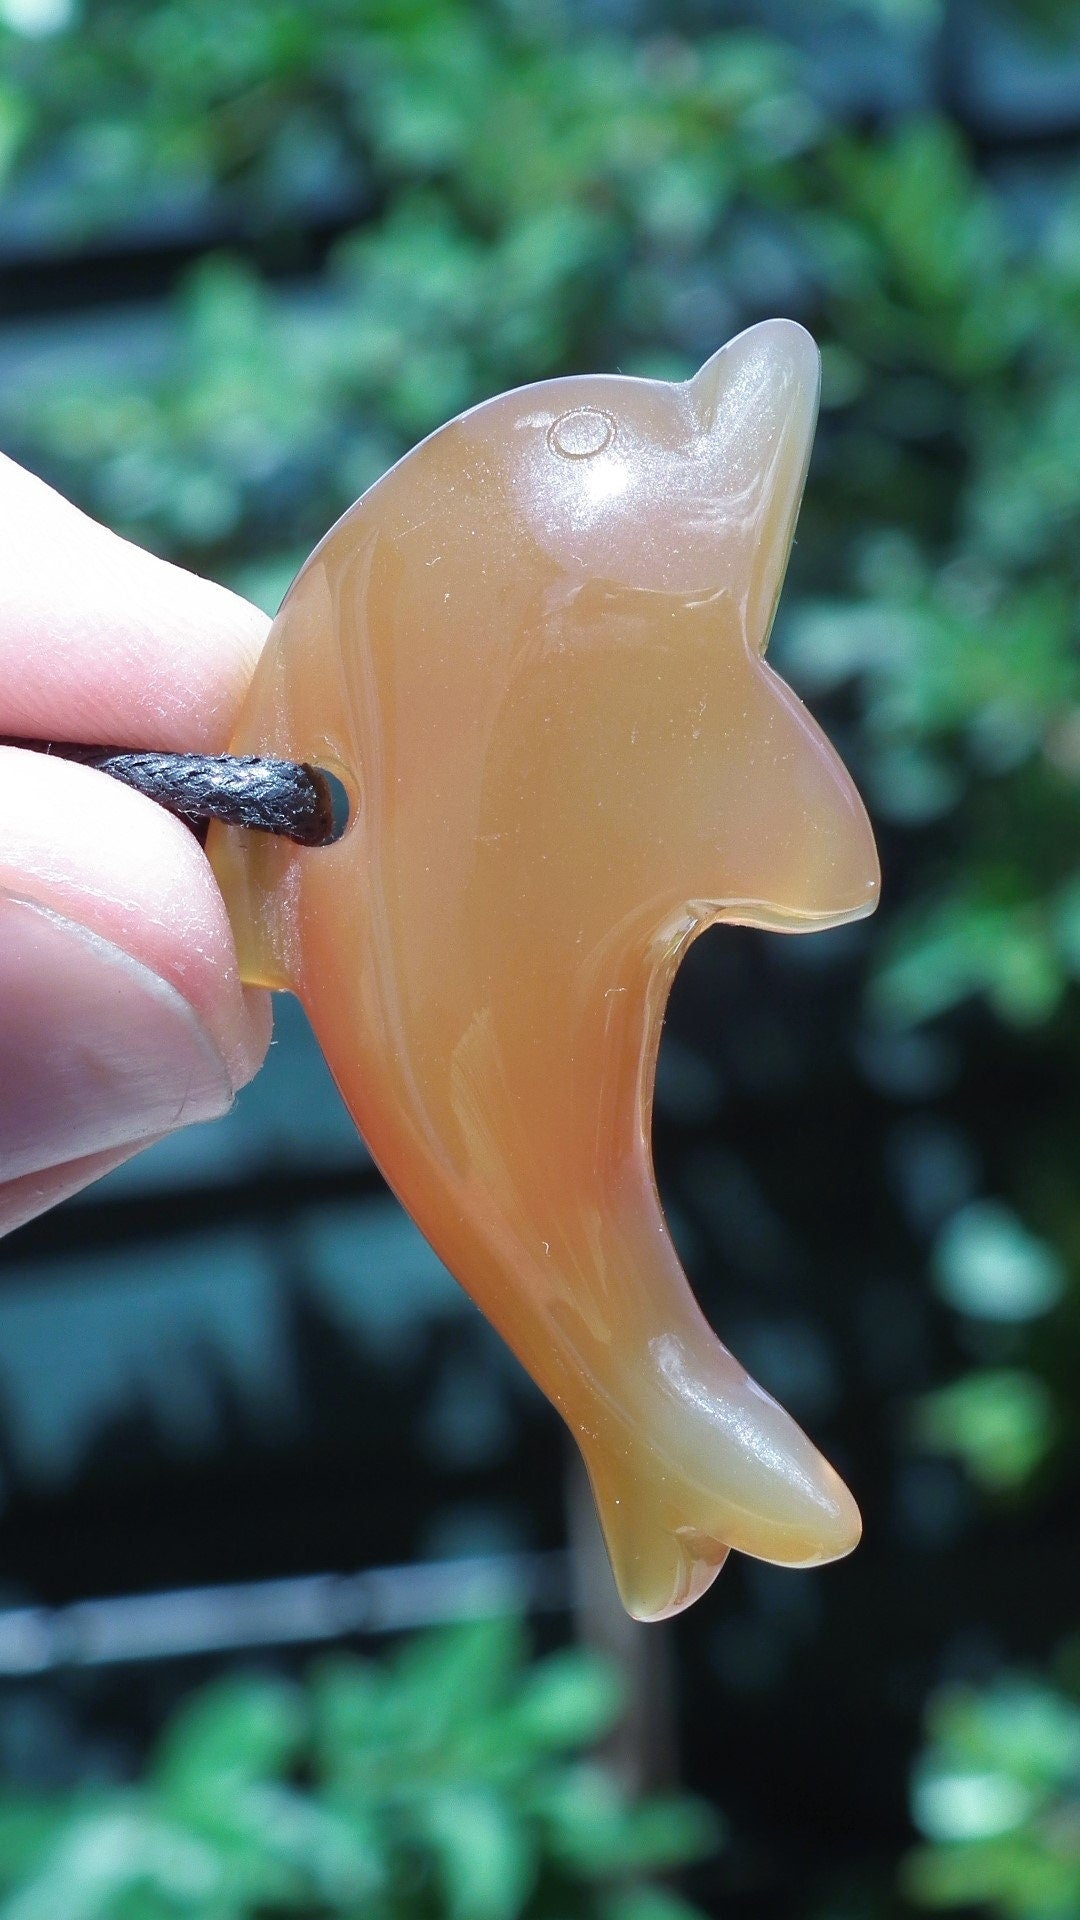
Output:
[{"left": 312, "top": 764, "right": 357, "bottom": 843}]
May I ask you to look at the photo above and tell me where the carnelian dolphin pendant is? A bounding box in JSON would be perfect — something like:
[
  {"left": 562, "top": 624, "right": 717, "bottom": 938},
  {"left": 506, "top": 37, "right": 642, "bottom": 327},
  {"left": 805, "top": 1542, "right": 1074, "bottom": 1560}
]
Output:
[{"left": 208, "top": 319, "right": 880, "bottom": 1622}]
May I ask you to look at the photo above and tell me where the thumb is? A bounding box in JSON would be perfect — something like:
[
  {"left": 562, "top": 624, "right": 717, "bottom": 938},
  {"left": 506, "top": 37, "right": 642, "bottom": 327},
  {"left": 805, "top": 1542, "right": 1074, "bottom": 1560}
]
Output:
[
  {"left": 0, "top": 751, "right": 272, "bottom": 1234},
  {"left": 0, "top": 889, "right": 231, "bottom": 1185}
]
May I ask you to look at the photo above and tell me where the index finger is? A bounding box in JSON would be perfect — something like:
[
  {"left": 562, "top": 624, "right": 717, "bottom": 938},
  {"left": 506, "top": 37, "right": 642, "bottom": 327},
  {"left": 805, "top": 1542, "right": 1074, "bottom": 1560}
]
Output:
[{"left": 0, "top": 453, "right": 270, "bottom": 751}]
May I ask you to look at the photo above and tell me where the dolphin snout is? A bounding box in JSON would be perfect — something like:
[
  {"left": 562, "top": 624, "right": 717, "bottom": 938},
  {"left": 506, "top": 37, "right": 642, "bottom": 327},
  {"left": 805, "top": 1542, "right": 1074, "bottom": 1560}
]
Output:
[
  {"left": 691, "top": 317, "right": 820, "bottom": 441},
  {"left": 689, "top": 321, "right": 822, "bottom": 657}
]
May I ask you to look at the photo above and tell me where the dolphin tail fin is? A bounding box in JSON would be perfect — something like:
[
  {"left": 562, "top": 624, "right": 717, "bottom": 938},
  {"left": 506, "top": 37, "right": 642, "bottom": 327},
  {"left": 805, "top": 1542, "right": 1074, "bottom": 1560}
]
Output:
[
  {"left": 580, "top": 1364, "right": 862, "bottom": 1623},
  {"left": 586, "top": 1464, "right": 733, "bottom": 1622}
]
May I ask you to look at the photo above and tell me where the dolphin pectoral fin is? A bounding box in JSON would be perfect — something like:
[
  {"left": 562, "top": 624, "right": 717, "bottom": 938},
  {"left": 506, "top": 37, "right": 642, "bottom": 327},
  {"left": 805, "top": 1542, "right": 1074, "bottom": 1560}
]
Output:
[
  {"left": 208, "top": 820, "right": 296, "bottom": 993},
  {"left": 580, "top": 1339, "right": 862, "bottom": 1623}
]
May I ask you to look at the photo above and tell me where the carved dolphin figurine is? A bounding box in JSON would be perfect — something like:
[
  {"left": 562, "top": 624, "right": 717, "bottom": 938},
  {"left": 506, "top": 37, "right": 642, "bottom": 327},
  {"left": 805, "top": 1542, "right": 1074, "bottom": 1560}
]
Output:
[{"left": 208, "top": 319, "right": 880, "bottom": 1621}]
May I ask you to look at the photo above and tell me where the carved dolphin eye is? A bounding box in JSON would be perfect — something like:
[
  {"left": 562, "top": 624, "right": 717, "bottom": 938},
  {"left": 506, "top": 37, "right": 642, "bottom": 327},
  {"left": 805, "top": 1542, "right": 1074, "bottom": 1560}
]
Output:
[{"left": 547, "top": 407, "right": 616, "bottom": 458}]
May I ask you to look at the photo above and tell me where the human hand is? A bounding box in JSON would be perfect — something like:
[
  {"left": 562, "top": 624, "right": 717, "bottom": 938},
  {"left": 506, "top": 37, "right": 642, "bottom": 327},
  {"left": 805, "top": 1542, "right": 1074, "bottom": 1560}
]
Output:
[{"left": 0, "top": 454, "right": 274, "bottom": 1235}]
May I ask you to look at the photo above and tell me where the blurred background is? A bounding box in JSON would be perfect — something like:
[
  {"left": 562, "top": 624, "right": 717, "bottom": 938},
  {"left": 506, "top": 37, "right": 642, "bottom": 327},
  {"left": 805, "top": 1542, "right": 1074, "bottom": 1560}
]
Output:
[{"left": 3, "top": 0, "right": 1080, "bottom": 1914}]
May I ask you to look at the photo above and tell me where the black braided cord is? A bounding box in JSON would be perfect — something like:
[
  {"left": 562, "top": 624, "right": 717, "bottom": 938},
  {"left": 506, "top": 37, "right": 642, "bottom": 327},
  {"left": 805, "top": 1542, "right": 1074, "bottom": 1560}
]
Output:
[{"left": 0, "top": 739, "right": 338, "bottom": 847}]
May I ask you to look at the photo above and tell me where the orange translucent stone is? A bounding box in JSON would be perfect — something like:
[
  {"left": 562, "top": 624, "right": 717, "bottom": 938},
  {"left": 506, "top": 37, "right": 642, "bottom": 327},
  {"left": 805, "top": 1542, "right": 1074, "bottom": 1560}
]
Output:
[{"left": 208, "top": 320, "right": 880, "bottom": 1621}]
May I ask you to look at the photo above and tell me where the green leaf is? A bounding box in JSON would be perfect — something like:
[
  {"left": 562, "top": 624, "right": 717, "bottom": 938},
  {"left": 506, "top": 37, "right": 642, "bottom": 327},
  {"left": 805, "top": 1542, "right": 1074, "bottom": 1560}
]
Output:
[
  {"left": 605, "top": 1798, "right": 722, "bottom": 1875},
  {"left": 310, "top": 1653, "right": 389, "bottom": 1773},
  {"left": 539, "top": 1766, "right": 720, "bottom": 1879},
  {"left": 0, "top": 1803, "right": 75, "bottom": 1890},
  {"left": 601, "top": 1886, "right": 713, "bottom": 1920},
  {"left": 511, "top": 1649, "right": 625, "bottom": 1752},
  {"left": 389, "top": 1616, "right": 527, "bottom": 1738},
  {"left": 912, "top": 1370, "right": 1056, "bottom": 1492},
  {"left": 0, "top": 1802, "right": 220, "bottom": 1920},
  {"left": 153, "top": 1675, "right": 306, "bottom": 1803},
  {"left": 418, "top": 1787, "right": 536, "bottom": 1920},
  {"left": 933, "top": 1202, "right": 1066, "bottom": 1322},
  {"left": 912, "top": 1764, "right": 1037, "bottom": 1843}
]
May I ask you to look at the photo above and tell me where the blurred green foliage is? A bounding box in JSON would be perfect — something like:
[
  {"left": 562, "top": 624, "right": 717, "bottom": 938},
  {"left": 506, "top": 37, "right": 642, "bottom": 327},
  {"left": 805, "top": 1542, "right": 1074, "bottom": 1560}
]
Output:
[
  {"left": 911, "top": 1368, "right": 1058, "bottom": 1493},
  {"left": 0, "top": 1618, "right": 718, "bottom": 1919},
  {"left": 6, "top": 0, "right": 1080, "bottom": 1499},
  {"left": 906, "top": 1668, "right": 1080, "bottom": 1919},
  {"left": 2, "top": 1, "right": 1080, "bottom": 1062},
  {"left": 6, "top": 0, "right": 1080, "bottom": 1911}
]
